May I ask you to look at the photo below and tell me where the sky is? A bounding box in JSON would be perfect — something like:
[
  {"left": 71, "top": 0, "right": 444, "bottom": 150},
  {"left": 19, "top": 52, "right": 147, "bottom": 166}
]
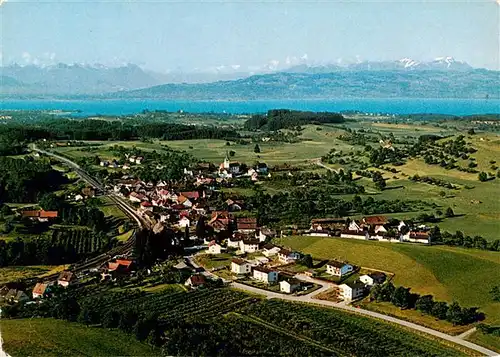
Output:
[{"left": 0, "top": 0, "right": 499, "bottom": 72}]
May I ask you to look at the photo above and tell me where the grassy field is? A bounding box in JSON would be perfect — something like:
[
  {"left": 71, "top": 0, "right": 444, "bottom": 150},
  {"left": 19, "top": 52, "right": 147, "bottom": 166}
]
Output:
[
  {"left": 0, "top": 318, "right": 158, "bottom": 357},
  {"left": 276, "top": 236, "right": 500, "bottom": 324},
  {"left": 0, "top": 266, "right": 67, "bottom": 284},
  {"left": 466, "top": 330, "right": 500, "bottom": 354},
  {"left": 358, "top": 300, "right": 470, "bottom": 335}
]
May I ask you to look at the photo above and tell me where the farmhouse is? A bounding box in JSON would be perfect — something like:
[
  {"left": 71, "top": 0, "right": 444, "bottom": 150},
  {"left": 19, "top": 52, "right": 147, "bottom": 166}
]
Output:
[
  {"left": 359, "top": 272, "right": 387, "bottom": 286},
  {"left": 57, "top": 271, "right": 75, "bottom": 288},
  {"left": 279, "top": 279, "right": 301, "bottom": 294},
  {"left": 362, "top": 216, "right": 389, "bottom": 227},
  {"left": 252, "top": 267, "right": 278, "bottom": 284},
  {"left": 277, "top": 249, "right": 301, "bottom": 264},
  {"left": 207, "top": 241, "right": 222, "bottom": 254},
  {"left": 231, "top": 258, "right": 252, "bottom": 275},
  {"left": 339, "top": 282, "right": 365, "bottom": 301},
  {"left": 326, "top": 260, "right": 354, "bottom": 277},
  {"left": 185, "top": 274, "right": 206, "bottom": 289}
]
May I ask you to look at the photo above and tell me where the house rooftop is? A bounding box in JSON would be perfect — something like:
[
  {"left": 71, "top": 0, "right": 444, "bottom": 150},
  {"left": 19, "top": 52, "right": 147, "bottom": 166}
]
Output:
[
  {"left": 58, "top": 271, "right": 74, "bottom": 282},
  {"left": 278, "top": 248, "right": 291, "bottom": 256},
  {"left": 363, "top": 216, "right": 389, "bottom": 225},
  {"left": 342, "top": 281, "right": 365, "bottom": 290},
  {"left": 231, "top": 258, "right": 247, "bottom": 265},
  {"left": 188, "top": 274, "right": 206, "bottom": 286},
  {"left": 327, "top": 260, "right": 349, "bottom": 268},
  {"left": 253, "top": 266, "right": 275, "bottom": 274}
]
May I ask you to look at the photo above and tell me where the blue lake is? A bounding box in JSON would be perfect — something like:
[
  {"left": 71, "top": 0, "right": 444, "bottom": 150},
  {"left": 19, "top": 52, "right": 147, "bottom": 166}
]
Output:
[{"left": 0, "top": 98, "right": 499, "bottom": 116}]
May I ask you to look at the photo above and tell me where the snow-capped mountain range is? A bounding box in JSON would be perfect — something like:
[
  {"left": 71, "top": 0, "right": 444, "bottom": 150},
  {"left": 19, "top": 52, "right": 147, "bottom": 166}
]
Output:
[{"left": 0, "top": 57, "right": 493, "bottom": 97}]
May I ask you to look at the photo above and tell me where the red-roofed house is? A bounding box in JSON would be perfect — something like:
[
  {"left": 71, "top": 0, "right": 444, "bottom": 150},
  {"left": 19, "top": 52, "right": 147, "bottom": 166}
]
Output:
[
  {"left": 185, "top": 274, "right": 206, "bottom": 288},
  {"left": 236, "top": 217, "right": 258, "bottom": 232}
]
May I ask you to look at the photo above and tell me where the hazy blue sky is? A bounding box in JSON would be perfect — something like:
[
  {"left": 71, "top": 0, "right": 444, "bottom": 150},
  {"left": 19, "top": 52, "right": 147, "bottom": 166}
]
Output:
[{"left": 1, "top": 0, "right": 499, "bottom": 71}]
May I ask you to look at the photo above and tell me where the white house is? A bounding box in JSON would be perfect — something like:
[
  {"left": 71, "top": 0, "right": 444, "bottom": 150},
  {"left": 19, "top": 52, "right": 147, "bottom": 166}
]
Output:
[
  {"left": 227, "top": 235, "right": 243, "bottom": 248},
  {"left": 178, "top": 216, "right": 191, "bottom": 228},
  {"left": 252, "top": 267, "right": 278, "bottom": 284},
  {"left": 326, "top": 261, "right": 354, "bottom": 277},
  {"left": 262, "top": 244, "right": 281, "bottom": 257},
  {"left": 239, "top": 239, "right": 260, "bottom": 253},
  {"left": 207, "top": 241, "right": 222, "bottom": 255},
  {"left": 348, "top": 220, "right": 362, "bottom": 232},
  {"left": 359, "top": 272, "right": 386, "bottom": 286},
  {"left": 255, "top": 230, "right": 268, "bottom": 242},
  {"left": 279, "top": 279, "right": 301, "bottom": 294},
  {"left": 277, "top": 249, "right": 301, "bottom": 264},
  {"left": 231, "top": 259, "right": 252, "bottom": 275},
  {"left": 339, "top": 282, "right": 365, "bottom": 301},
  {"left": 374, "top": 225, "right": 388, "bottom": 234}
]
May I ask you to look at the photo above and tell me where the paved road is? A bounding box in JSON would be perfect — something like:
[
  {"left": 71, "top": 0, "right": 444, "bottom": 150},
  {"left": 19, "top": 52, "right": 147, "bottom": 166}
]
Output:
[
  {"left": 232, "top": 277, "right": 497, "bottom": 356},
  {"left": 186, "top": 254, "right": 497, "bottom": 355}
]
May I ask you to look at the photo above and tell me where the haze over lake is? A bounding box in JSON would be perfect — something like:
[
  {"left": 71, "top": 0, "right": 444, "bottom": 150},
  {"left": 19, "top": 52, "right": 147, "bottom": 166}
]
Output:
[{"left": 1, "top": 98, "right": 499, "bottom": 116}]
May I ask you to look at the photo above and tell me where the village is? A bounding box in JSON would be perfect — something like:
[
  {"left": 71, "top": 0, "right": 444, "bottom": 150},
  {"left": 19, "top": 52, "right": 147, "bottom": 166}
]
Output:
[{"left": 0, "top": 151, "right": 434, "bottom": 308}]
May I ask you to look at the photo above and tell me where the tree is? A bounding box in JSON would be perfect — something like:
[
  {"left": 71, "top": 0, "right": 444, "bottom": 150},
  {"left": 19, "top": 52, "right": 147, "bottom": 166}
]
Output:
[
  {"left": 467, "top": 128, "right": 475, "bottom": 135},
  {"left": 445, "top": 207, "right": 454, "bottom": 217},
  {"left": 300, "top": 254, "right": 313, "bottom": 268},
  {"left": 254, "top": 144, "right": 261, "bottom": 153},
  {"left": 229, "top": 150, "right": 235, "bottom": 157},
  {"left": 415, "top": 295, "right": 435, "bottom": 314},
  {"left": 490, "top": 286, "right": 500, "bottom": 302},
  {"left": 446, "top": 302, "right": 464, "bottom": 325},
  {"left": 431, "top": 301, "right": 449, "bottom": 320},
  {"left": 478, "top": 172, "right": 488, "bottom": 182},
  {"left": 391, "top": 286, "right": 412, "bottom": 309},
  {"left": 195, "top": 216, "right": 207, "bottom": 240},
  {"left": 438, "top": 191, "right": 446, "bottom": 197}
]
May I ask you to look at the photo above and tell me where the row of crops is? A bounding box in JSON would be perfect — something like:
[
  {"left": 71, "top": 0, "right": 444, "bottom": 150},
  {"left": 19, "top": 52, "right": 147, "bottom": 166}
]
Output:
[
  {"left": 51, "top": 229, "right": 114, "bottom": 256},
  {"left": 239, "top": 299, "right": 465, "bottom": 357}
]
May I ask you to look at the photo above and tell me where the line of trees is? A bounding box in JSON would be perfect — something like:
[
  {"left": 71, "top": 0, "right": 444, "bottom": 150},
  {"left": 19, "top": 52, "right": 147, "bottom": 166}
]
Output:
[
  {"left": 244, "top": 110, "right": 344, "bottom": 131},
  {"left": 370, "top": 282, "right": 482, "bottom": 325}
]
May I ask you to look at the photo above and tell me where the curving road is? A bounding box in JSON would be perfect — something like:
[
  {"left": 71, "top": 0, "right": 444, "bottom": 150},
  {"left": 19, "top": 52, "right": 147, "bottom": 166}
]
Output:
[{"left": 187, "top": 255, "right": 497, "bottom": 356}]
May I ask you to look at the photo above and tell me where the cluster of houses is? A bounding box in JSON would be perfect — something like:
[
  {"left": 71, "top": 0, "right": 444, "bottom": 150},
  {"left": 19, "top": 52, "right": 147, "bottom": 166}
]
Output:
[
  {"left": 100, "top": 154, "right": 144, "bottom": 169},
  {"left": 218, "top": 152, "right": 269, "bottom": 180},
  {"left": 308, "top": 216, "right": 431, "bottom": 244}
]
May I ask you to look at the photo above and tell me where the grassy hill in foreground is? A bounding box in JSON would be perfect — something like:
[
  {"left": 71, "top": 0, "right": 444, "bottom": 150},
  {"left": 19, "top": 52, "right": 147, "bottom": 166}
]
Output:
[
  {"left": 276, "top": 236, "right": 500, "bottom": 324},
  {"left": 0, "top": 318, "right": 158, "bottom": 357}
]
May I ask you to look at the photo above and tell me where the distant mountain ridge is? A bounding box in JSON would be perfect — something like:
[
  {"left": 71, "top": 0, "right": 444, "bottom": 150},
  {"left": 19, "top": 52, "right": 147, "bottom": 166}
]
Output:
[
  {"left": 285, "top": 57, "right": 473, "bottom": 73},
  {"left": 110, "top": 69, "right": 498, "bottom": 100},
  {"left": 0, "top": 58, "right": 497, "bottom": 99}
]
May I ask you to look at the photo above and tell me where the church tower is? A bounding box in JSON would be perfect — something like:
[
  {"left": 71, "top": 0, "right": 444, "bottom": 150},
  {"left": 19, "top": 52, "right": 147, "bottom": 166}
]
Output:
[{"left": 223, "top": 151, "right": 230, "bottom": 169}]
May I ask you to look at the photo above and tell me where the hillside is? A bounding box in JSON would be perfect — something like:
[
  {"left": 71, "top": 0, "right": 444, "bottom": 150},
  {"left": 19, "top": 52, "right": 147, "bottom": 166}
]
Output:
[{"left": 112, "top": 70, "right": 498, "bottom": 100}]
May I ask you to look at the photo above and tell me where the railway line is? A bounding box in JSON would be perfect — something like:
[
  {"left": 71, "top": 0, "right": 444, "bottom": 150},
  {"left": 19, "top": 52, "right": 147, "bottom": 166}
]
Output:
[{"left": 31, "top": 146, "right": 150, "bottom": 277}]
